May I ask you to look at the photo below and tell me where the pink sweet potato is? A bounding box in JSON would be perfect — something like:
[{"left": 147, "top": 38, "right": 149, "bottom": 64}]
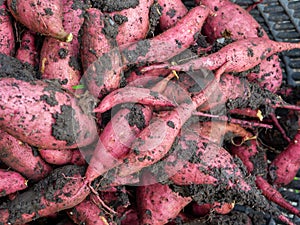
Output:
[
  {"left": 114, "top": 69, "right": 222, "bottom": 178},
  {"left": 94, "top": 86, "right": 175, "bottom": 113},
  {"left": 0, "top": 0, "right": 15, "bottom": 56},
  {"left": 157, "top": 0, "right": 188, "bottom": 30},
  {"left": 197, "top": 0, "right": 282, "bottom": 92},
  {"left": 0, "top": 131, "right": 52, "bottom": 181},
  {"left": 109, "top": 0, "right": 154, "bottom": 46},
  {"left": 192, "top": 202, "right": 234, "bottom": 216},
  {"left": 0, "top": 169, "right": 27, "bottom": 197},
  {"left": 67, "top": 199, "right": 109, "bottom": 225},
  {"left": 230, "top": 139, "right": 300, "bottom": 217},
  {"left": 7, "top": 0, "right": 72, "bottom": 41},
  {"left": 15, "top": 31, "right": 39, "bottom": 67},
  {"left": 0, "top": 77, "right": 97, "bottom": 149},
  {"left": 86, "top": 73, "right": 174, "bottom": 182},
  {"left": 269, "top": 131, "right": 300, "bottom": 186},
  {"left": 39, "top": 149, "right": 74, "bottom": 165},
  {"left": 0, "top": 165, "right": 90, "bottom": 225},
  {"left": 39, "top": 0, "right": 85, "bottom": 91},
  {"left": 136, "top": 172, "right": 192, "bottom": 225},
  {"left": 81, "top": 8, "right": 122, "bottom": 98},
  {"left": 143, "top": 38, "right": 300, "bottom": 78},
  {"left": 121, "top": 5, "right": 210, "bottom": 64}
]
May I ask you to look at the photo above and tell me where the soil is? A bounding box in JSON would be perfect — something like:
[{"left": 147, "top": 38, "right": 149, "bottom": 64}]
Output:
[{"left": 91, "top": 0, "right": 139, "bottom": 12}]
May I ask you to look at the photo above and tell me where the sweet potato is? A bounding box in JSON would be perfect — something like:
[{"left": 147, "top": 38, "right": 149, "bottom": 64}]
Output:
[
  {"left": 0, "top": 131, "right": 52, "bottom": 181},
  {"left": 109, "top": 0, "right": 154, "bottom": 46},
  {"left": 121, "top": 5, "right": 210, "bottom": 64},
  {"left": 0, "top": 169, "right": 27, "bottom": 197},
  {"left": 0, "top": 77, "right": 97, "bottom": 149},
  {"left": 86, "top": 73, "right": 174, "bottom": 182},
  {"left": 15, "top": 31, "right": 39, "bottom": 67},
  {"left": 94, "top": 86, "right": 175, "bottom": 113},
  {"left": 157, "top": 0, "right": 188, "bottom": 30},
  {"left": 81, "top": 8, "right": 122, "bottom": 98},
  {"left": 67, "top": 199, "right": 109, "bottom": 225},
  {"left": 39, "top": 0, "right": 85, "bottom": 91},
  {"left": 7, "top": 0, "right": 72, "bottom": 42},
  {"left": 114, "top": 69, "right": 220, "bottom": 177},
  {"left": 39, "top": 149, "right": 73, "bottom": 165},
  {"left": 136, "top": 172, "right": 192, "bottom": 225},
  {"left": 192, "top": 202, "right": 234, "bottom": 216},
  {"left": 197, "top": 0, "right": 282, "bottom": 92},
  {"left": 269, "top": 131, "right": 300, "bottom": 186},
  {"left": 0, "top": 165, "right": 90, "bottom": 225},
  {"left": 230, "top": 139, "right": 300, "bottom": 217},
  {"left": 0, "top": 0, "right": 15, "bottom": 56},
  {"left": 143, "top": 38, "right": 300, "bottom": 78}
]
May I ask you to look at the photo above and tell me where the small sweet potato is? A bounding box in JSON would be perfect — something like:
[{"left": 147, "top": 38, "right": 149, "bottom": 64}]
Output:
[
  {"left": 0, "top": 0, "right": 15, "bottom": 56},
  {"left": 0, "top": 77, "right": 98, "bottom": 149},
  {"left": 7, "top": 0, "right": 72, "bottom": 41},
  {"left": 0, "top": 169, "right": 27, "bottom": 197},
  {"left": 0, "top": 131, "right": 52, "bottom": 181}
]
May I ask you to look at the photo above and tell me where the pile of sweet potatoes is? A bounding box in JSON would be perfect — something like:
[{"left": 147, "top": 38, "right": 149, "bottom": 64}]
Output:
[{"left": 0, "top": 0, "right": 300, "bottom": 224}]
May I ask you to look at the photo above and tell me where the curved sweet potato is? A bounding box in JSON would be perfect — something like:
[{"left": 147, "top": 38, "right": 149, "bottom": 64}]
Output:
[
  {"left": 7, "top": 0, "right": 72, "bottom": 41},
  {"left": 0, "top": 77, "right": 98, "bottom": 149},
  {"left": 0, "top": 131, "right": 52, "bottom": 181},
  {"left": 0, "top": 169, "right": 27, "bottom": 197},
  {"left": 0, "top": 0, "right": 15, "bottom": 56}
]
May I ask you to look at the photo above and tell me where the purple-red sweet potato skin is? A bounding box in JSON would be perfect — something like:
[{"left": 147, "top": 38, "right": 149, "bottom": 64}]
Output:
[
  {"left": 122, "top": 6, "right": 210, "bottom": 64},
  {"left": 0, "top": 131, "right": 52, "bottom": 181},
  {"left": 269, "top": 132, "right": 300, "bottom": 186},
  {"left": 158, "top": 0, "right": 188, "bottom": 30},
  {"left": 0, "top": 165, "right": 90, "bottom": 225},
  {"left": 0, "top": 169, "right": 27, "bottom": 197},
  {"left": 81, "top": 8, "right": 111, "bottom": 72},
  {"left": 7, "top": 0, "right": 70, "bottom": 41},
  {"left": 0, "top": 78, "right": 97, "bottom": 149},
  {"left": 67, "top": 200, "right": 108, "bottom": 225},
  {"left": 39, "top": 149, "right": 74, "bottom": 165},
  {"left": 86, "top": 105, "right": 152, "bottom": 181},
  {"left": 137, "top": 173, "right": 192, "bottom": 225},
  {"left": 0, "top": 0, "right": 15, "bottom": 56},
  {"left": 81, "top": 8, "right": 122, "bottom": 98},
  {"left": 109, "top": 0, "right": 154, "bottom": 46},
  {"left": 16, "top": 31, "right": 39, "bottom": 67}
]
